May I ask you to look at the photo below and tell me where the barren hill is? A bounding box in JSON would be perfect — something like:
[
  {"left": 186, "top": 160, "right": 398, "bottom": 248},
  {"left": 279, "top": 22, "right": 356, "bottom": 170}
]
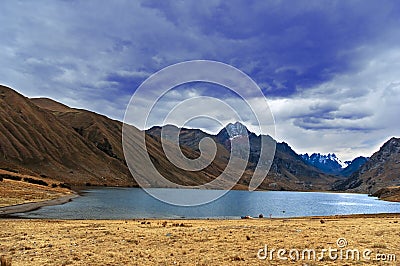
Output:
[{"left": 0, "top": 85, "right": 133, "bottom": 186}]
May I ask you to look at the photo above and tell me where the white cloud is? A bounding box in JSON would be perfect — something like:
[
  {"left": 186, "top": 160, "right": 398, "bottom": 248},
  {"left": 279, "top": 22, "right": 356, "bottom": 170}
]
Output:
[{"left": 266, "top": 48, "right": 400, "bottom": 161}]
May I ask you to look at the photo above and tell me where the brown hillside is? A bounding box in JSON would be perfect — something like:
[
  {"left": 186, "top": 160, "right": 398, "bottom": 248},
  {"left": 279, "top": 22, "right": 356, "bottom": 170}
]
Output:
[
  {"left": 31, "top": 96, "right": 244, "bottom": 189},
  {"left": 0, "top": 85, "right": 133, "bottom": 186},
  {"left": 31, "top": 98, "right": 125, "bottom": 162}
]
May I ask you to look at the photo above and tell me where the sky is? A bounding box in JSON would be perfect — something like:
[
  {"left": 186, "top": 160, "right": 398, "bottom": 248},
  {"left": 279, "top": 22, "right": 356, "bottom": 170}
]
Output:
[{"left": 1, "top": 0, "right": 400, "bottom": 161}]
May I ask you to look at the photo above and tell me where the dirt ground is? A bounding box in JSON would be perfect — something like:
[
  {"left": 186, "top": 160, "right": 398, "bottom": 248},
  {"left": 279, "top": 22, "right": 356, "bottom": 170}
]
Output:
[{"left": 0, "top": 215, "right": 399, "bottom": 265}]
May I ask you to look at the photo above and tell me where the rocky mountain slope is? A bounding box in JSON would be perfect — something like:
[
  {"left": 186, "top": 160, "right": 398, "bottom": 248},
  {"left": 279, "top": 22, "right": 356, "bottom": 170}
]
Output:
[
  {"left": 333, "top": 137, "right": 400, "bottom": 193},
  {"left": 1, "top": 86, "right": 230, "bottom": 188}
]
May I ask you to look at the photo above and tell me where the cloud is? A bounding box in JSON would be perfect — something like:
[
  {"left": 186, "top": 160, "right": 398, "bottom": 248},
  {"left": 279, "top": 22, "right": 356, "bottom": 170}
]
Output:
[
  {"left": 267, "top": 47, "right": 400, "bottom": 160},
  {"left": 143, "top": 0, "right": 400, "bottom": 96},
  {"left": 0, "top": 1, "right": 400, "bottom": 160}
]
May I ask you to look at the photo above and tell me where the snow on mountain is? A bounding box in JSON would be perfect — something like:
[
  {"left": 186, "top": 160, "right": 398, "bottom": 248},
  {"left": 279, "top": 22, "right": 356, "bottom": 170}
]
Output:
[
  {"left": 301, "top": 153, "right": 347, "bottom": 174},
  {"left": 326, "top": 153, "right": 348, "bottom": 168},
  {"left": 225, "top": 122, "right": 248, "bottom": 140}
]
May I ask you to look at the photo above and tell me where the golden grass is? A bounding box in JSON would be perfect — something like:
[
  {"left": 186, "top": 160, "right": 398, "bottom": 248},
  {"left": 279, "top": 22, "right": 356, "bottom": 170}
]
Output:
[
  {"left": 0, "top": 215, "right": 399, "bottom": 265},
  {"left": 0, "top": 171, "right": 71, "bottom": 207}
]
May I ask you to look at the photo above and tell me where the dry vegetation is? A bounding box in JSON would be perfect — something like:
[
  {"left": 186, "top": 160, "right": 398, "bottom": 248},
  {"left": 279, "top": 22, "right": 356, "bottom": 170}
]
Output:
[
  {"left": 0, "top": 215, "right": 399, "bottom": 265},
  {"left": 0, "top": 170, "right": 71, "bottom": 207}
]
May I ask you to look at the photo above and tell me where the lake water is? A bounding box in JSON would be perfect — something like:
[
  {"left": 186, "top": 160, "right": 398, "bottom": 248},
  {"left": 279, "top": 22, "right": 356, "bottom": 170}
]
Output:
[{"left": 12, "top": 188, "right": 400, "bottom": 219}]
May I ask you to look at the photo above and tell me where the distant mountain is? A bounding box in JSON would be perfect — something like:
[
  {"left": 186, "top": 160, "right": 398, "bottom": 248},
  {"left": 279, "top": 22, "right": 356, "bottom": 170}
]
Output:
[
  {"left": 301, "top": 153, "right": 367, "bottom": 177},
  {"left": 269, "top": 142, "right": 337, "bottom": 190},
  {"left": 340, "top": 156, "right": 368, "bottom": 177},
  {"left": 333, "top": 137, "right": 400, "bottom": 193},
  {"left": 301, "top": 153, "right": 346, "bottom": 175},
  {"left": 148, "top": 122, "right": 338, "bottom": 191}
]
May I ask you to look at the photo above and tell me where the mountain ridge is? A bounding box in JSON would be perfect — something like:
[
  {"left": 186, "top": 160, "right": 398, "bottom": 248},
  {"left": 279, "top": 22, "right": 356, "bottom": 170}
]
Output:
[
  {"left": 2, "top": 85, "right": 397, "bottom": 195},
  {"left": 301, "top": 153, "right": 368, "bottom": 177}
]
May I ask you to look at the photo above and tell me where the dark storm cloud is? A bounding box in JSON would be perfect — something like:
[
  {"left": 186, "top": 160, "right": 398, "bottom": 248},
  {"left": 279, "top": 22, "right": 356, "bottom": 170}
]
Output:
[
  {"left": 2, "top": 0, "right": 399, "bottom": 100},
  {"left": 143, "top": 0, "right": 400, "bottom": 97}
]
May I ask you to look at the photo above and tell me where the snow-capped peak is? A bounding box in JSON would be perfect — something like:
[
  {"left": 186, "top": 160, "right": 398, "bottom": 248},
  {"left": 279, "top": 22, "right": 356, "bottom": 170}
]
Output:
[
  {"left": 301, "top": 153, "right": 347, "bottom": 169},
  {"left": 328, "top": 153, "right": 347, "bottom": 168},
  {"left": 225, "top": 122, "right": 248, "bottom": 139}
]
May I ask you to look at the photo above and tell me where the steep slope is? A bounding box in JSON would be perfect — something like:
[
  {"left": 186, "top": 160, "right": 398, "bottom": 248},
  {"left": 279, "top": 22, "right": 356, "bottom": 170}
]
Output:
[
  {"left": 371, "top": 186, "right": 400, "bottom": 202},
  {"left": 216, "top": 123, "right": 337, "bottom": 190},
  {"left": 0, "top": 85, "right": 133, "bottom": 186},
  {"left": 265, "top": 143, "right": 337, "bottom": 190},
  {"left": 31, "top": 98, "right": 125, "bottom": 162},
  {"left": 333, "top": 137, "right": 400, "bottom": 193}
]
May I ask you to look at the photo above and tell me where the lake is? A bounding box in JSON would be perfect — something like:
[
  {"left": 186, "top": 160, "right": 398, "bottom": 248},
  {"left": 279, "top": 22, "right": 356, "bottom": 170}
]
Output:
[{"left": 12, "top": 188, "right": 400, "bottom": 219}]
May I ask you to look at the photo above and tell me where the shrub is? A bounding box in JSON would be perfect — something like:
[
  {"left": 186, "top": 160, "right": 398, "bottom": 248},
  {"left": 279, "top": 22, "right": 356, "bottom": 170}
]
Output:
[
  {"left": 23, "top": 177, "right": 49, "bottom": 186},
  {"left": 0, "top": 167, "right": 19, "bottom": 173},
  {"left": 0, "top": 174, "right": 22, "bottom": 181}
]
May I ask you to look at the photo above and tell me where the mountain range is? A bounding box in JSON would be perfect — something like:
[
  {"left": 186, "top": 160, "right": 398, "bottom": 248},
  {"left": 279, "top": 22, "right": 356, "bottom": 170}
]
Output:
[
  {"left": 0, "top": 85, "right": 399, "bottom": 197},
  {"left": 301, "top": 153, "right": 368, "bottom": 176},
  {"left": 147, "top": 122, "right": 337, "bottom": 191}
]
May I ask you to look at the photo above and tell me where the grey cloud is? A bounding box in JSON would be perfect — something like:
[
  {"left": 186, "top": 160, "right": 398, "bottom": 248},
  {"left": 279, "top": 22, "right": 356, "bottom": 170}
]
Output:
[{"left": 1, "top": 0, "right": 400, "bottom": 160}]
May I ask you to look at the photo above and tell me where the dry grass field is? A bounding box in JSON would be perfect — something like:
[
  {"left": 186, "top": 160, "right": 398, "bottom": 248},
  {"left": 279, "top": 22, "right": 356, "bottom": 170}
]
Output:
[
  {"left": 0, "top": 215, "right": 399, "bottom": 265},
  {"left": 0, "top": 170, "right": 72, "bottom": 208}
]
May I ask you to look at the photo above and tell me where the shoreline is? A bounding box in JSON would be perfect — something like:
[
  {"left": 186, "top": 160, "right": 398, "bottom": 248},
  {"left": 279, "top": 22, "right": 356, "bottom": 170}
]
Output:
[
  {"left": 0, "top": 193, "right": 78, "bottom": 217},
  {"left": 1, "top": 212, "right": 400, "bottom": 221}
]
